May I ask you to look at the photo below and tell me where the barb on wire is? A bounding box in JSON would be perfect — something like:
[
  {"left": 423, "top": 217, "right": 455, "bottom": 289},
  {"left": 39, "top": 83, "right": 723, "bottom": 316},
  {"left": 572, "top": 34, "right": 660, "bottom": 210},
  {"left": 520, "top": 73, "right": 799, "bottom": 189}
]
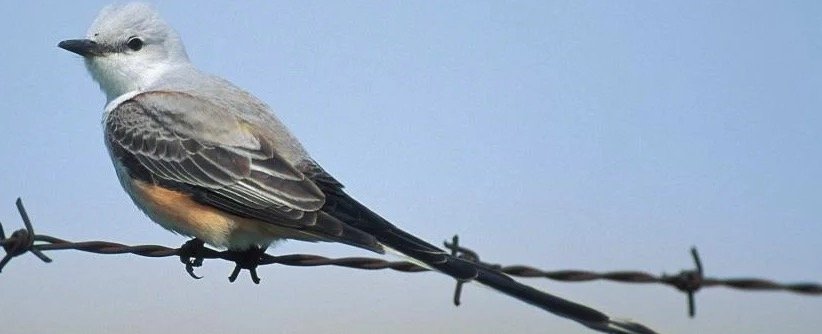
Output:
[
  {"left": 2, "top": 197, "right": 820, "bottom": 323},
  {"left": 661, "top": 248, "right": 703, "bottom": 317},
  {"left": 0, "top": 198, "right": 52, "bottom": 272}
]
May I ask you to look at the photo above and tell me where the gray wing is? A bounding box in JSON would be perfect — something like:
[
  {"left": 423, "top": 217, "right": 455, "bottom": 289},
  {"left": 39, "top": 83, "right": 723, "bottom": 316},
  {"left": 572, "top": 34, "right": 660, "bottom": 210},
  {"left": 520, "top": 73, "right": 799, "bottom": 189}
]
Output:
[{"left": 105, "top": 91, "right": 380, "bottom": 250}]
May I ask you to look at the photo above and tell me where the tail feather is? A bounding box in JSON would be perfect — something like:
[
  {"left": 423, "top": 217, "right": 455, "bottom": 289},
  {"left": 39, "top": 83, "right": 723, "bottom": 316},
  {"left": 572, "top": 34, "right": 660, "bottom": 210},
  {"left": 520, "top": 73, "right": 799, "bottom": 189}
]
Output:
[{"left": 323, "top": 193, "right": 658, "bottom": 334}]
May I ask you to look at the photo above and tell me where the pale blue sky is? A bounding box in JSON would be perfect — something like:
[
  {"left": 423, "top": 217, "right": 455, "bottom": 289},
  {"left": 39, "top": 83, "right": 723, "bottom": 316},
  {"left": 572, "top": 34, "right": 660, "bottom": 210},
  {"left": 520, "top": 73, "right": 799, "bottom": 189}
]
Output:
[{"left": 1, "top": 1, "right": 820, "bottom": 333}]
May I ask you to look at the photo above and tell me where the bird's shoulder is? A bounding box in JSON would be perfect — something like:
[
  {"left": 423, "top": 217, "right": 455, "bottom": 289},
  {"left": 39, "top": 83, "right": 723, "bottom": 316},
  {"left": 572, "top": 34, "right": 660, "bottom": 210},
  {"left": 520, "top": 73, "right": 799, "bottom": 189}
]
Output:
[{"left": 105, "top": 90, "right": 267, "bottom": 150}]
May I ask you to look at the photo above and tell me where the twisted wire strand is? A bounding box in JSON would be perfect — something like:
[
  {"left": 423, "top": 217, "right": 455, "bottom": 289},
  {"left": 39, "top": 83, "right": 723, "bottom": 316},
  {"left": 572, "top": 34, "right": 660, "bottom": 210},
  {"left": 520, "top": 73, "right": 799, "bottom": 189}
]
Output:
[{"left": 2, "top": 198, "right": 820, "bottom": 331}]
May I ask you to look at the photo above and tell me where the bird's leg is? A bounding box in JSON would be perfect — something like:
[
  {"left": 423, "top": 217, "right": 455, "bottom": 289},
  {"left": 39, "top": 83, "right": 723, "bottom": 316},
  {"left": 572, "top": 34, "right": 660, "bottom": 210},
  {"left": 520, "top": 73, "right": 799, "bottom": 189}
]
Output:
[
  {"left": 178, "top": 238, "right": 206, "bottom": 279},
  {"left": 226, "top": 246, "right": 267, "bottom": 284}
]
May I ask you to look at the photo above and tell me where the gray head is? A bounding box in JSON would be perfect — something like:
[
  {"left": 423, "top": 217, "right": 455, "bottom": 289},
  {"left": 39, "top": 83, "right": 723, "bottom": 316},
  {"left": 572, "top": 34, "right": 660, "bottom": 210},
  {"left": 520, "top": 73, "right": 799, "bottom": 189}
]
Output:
[{"left": 59, "top": 3, "right": 190, "bottom": 101}]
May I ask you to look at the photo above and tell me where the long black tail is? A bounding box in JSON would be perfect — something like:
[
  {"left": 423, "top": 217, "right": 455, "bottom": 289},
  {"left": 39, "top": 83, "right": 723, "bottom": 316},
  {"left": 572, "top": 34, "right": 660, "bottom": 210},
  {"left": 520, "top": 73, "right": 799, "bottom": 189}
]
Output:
[{"left": 324, "top": 192, "right": 658, "bottom": 334}]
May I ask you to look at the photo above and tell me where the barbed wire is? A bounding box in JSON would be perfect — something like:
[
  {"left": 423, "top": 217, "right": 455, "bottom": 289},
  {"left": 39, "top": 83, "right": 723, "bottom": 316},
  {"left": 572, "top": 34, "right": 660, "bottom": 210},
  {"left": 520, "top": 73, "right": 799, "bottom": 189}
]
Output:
[{"left": 2, "top": 198, "right": 820, "bottom": 331}]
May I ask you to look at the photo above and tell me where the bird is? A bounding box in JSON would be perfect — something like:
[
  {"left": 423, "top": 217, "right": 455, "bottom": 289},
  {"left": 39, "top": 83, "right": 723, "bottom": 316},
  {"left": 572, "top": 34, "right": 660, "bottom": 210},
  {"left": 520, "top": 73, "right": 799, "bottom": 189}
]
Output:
[{"left": 58, "top": 3, "right": 655, "bottom": 334}]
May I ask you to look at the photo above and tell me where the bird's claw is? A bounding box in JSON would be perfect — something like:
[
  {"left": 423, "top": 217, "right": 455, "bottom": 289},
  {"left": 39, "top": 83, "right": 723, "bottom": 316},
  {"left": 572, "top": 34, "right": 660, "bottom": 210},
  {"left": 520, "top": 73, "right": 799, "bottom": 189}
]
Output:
[
  {"left": 178, "top": 239, "right": 266, "bottom": 284},
  {"left": 179, "top": 238, "right": 206, "bottom": 279},
  {"left": 226, "top": 246, "right": 266, "bottom": 284}
]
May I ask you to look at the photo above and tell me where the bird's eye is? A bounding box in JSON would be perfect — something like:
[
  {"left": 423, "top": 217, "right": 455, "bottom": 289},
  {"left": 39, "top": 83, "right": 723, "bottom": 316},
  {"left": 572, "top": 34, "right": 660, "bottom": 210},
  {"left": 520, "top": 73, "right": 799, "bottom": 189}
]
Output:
[{"left": 127, "top": 37, "right": 143, "bottom": 51}]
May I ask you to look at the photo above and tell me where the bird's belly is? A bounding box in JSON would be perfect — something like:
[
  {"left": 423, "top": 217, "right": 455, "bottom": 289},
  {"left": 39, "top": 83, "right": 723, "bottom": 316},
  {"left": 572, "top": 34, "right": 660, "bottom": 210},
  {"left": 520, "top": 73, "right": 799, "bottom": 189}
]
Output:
[
  {"left": 127, "top": 179, "right": 278, "bottom": 249},
  {"left": 106, "top": 155, "right": 322, "bottom": 250}
]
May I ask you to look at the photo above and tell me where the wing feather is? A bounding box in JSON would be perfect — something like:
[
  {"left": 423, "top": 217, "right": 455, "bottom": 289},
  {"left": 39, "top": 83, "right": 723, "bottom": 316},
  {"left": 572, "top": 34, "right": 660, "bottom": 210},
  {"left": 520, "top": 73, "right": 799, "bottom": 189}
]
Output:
[
  {"left": 105, "top": 91, "right": 380, "bottom": 252},
  {"left": 105, "top": 91, "right": 323, "bottom": 226}
]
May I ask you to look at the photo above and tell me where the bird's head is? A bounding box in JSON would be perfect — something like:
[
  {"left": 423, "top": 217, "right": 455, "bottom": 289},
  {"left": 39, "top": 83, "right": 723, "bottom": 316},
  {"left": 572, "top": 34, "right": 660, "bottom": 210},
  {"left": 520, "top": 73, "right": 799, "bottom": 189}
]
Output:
[{"left": 59, "top": 2, "right": 190, "bottom": 101}]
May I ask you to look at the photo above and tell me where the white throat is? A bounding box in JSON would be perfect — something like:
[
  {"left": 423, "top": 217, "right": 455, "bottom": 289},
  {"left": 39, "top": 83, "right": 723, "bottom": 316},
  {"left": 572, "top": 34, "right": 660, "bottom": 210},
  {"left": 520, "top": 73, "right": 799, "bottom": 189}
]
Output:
[{"left": 86, "top": 55, "right": 188, "bottom": 102}]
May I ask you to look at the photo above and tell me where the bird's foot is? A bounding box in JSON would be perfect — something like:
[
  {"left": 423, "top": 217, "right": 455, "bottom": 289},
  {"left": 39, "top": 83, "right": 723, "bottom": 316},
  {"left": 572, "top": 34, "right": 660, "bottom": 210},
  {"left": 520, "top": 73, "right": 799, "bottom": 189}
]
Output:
[
  {"left": 226, "top": 246, "right": 267, "bottom": 284},
  {"left": 178, "top": 238, "right": 206, "bottom": 279}
]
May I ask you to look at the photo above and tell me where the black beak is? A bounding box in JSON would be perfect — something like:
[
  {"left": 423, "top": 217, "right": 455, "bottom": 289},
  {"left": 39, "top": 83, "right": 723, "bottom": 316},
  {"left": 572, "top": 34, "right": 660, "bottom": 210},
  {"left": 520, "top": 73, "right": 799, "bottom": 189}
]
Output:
[{"left": 58, "top": 39, "right": 108, "bottom": 57}]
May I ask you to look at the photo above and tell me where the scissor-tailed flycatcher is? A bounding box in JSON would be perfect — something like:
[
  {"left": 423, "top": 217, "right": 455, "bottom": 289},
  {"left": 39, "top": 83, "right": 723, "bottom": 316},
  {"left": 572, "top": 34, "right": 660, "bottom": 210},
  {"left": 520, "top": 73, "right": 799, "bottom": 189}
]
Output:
[{"left": 58, "top": 4, "right": 654, "bottom": 333}]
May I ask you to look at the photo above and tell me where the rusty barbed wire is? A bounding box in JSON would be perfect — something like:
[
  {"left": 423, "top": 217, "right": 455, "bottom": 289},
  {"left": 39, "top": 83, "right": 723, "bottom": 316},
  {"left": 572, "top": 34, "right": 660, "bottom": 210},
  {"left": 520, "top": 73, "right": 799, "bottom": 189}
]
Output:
[{"left": 2, "top": 197, "right": 820, "bottom": 322}]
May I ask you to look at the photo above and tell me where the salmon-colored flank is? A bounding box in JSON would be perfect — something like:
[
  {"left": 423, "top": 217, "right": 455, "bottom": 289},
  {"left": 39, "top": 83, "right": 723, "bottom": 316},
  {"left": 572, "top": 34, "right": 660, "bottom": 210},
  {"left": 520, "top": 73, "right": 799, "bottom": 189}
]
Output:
[{"left": 130, "top": 180, "right": 319, "bottom": 249}]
